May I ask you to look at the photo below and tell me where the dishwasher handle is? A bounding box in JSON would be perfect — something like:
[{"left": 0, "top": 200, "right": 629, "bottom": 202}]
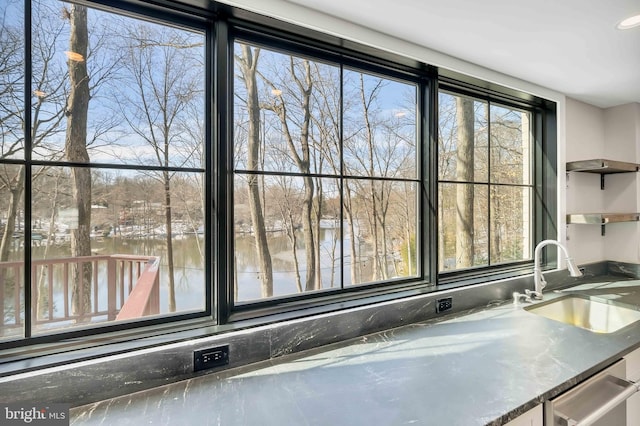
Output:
[{"left": 557, "top": 376, "right": 640, "bottom": 426}]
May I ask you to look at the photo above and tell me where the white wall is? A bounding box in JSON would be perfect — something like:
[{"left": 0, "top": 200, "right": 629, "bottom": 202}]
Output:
[
  {"left": 565, "top": 98, "right": 606, "bottom": 263},
  {"left": 565, "top": 99, "right": 606, "bottom": 161},
  {"left": 565, "top": 99, "right": 640, "bottom": 264},
  {"left": 604, "top": 103, "right": 640, "bottom": 263}
]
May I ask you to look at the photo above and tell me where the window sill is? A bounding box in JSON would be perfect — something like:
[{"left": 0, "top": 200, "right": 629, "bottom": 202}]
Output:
[{"left": 437, "top": 262, "right": 536, "bottom": 290}]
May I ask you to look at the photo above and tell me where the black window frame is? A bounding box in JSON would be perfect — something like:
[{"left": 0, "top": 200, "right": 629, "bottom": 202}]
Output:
[
  {"left": 0, "top": 0, "right": 213, "bottom": 350},
  {"left": 224, "top": 25, "right": 432, "bottom": 319},
  {"left": 434, "top": 79, "right": 558, "bottom": 287},
  {"left": 0, "top": 0, "right": 557, "bottom": 355}
]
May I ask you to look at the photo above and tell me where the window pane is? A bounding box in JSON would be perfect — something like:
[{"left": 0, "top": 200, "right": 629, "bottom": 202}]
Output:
[
  {"left": 490, "top": 105, "right": 532, "bottom": 184},
  {"left": 438, "top": 183, "right": 488, "bottom": 271},
  {"left": 438, "top": 90, "right": 535, "bottom": 274},
  {"left": 438, "top": 92, "right": 488, "bottom": 183},
  {"left": 233, "top": 42, "right": 340, "bottom": 175},
  {"left": 345, "top": 179, "right": 419, "bottom": 285},
  {"left": 0, "top": 0, "right": 24, "bottom": 159},
  {"left": 490, "top": 186, "right": 532, "bottom": 264},
  {"left": 343, "top": 69, "right": 417, "bottom": 179},
  {"left": 0, "top": 165, "right": 24, "bottom": 340},
  {"left": 234, "top": 175, "right": 341, "bottom": 302},
  {"left": 1, "top": 1, "right": 26, "bottom": 339},
  {"left": 32, "top": 1, "right": 205, "bottom": 167},
  {"left": 233, "top": 42, "right": 421, "bottom": 303},
  {"left": 30, "top": 167, "right": 205, "bottom": 335}
]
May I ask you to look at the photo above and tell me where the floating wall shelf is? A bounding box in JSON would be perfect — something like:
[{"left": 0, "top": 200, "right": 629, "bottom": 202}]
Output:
[
  {"left": 566, "top": 213, "right": 640, "bottom": 236},
  {"left": 566, "top": 159, "right": 639, "bottom": 189}
]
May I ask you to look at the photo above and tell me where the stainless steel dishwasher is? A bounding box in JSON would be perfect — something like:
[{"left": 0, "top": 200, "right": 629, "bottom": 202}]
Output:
[{"left": 545, "top": 359, "right": 640, "bottom": 425}]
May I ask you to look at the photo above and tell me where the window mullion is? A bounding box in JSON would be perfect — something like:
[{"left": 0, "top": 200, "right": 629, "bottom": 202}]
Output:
[
  {"left": 487, "top": 101, "right": 492, "bottom": 266},
  {"left": 23, "top": 0, "right": 33, "bottom": 339},
  {"left": 339, "top": 63, "right": 345, "bottom": 290},
  {"left": 425, "top": 77, "right": 437, "bottom": 284},
  {"left": 216, "top": 18, "right": 232, "bottom": 323}
]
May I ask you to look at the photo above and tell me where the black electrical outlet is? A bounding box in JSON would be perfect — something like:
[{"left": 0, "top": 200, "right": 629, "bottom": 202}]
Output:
[
  {"left": 436, "top": 297, "right": 453, "bottom": 313},
  {"left": 194, "top": 345, "right": 229, "bottom": 372}
]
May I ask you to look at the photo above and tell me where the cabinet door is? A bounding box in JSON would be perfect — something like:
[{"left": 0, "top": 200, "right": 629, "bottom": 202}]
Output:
[
  {"left": 504, "top": 404, "right": 542, "bottom": 426},
  {"left": 625, "top": 347, "right": 640, "bottom": 426}
]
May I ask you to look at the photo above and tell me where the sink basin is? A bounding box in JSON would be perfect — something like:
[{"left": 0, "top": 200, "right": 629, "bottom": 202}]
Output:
[{"left": 524, "top": 294, "right": 640, "bottom": 333}]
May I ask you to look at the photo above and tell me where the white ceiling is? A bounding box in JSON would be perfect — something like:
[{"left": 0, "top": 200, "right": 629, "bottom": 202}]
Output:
[{"left": 286, "top": 0, "right": 640, "bottom": 108}]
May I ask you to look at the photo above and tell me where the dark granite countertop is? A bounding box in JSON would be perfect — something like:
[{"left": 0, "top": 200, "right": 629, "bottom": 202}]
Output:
[{"left": 70, "top": 280, "right": 640, "bottom": 426}]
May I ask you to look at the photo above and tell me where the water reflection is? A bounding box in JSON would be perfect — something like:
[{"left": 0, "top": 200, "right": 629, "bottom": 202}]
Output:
[{"left": 235, "top": 228, "right": 346, "bottom": 302}]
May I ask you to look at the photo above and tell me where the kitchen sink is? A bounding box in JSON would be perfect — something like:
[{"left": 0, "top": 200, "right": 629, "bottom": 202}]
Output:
[{"left": 524, "top": 294, "right": 640, "bottom": 333}]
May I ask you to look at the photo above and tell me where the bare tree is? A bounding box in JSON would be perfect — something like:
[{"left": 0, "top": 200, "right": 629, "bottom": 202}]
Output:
[
  {"left": 34, "top": 168, "right": 67, "bottom": 319},
  {"left": 455, "top": 97, "right": 475, "bottom": 268},
  {"left": 260, "top": 57, "right": 317, "bottom": 291},
  {"left": 235, "top": 45, "right": 273, "bottom": 297},
  {"left": 344, "top": 74, "right": 416, "bottom": 281},
  {"left": 0, "top": 0, "right": 68, "bottom": 264},
  {"left": 489, "top": 106, "right": 529, "bottom": 263},
  {"left": 269, "top": 176, "right": 303, "bottom": 293},
  {"left": 313, "top": 69, "right": 344, "bottom": 287},
  {"left": 64, "top": 4, "right": 92, "bottom": 319},
  {"left": 176, "top": 101, "right": 206, "bottom": 259},
  {"left": 0, "top": 2, "right": 123, "bottom": 327},
  {"left": 117, "top": 24, "right": 204, "bottom": 311}
]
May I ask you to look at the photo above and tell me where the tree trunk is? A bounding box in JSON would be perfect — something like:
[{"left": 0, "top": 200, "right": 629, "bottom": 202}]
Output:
[
  {"left": 490, "top": 188, "right": 501, "bottom": 263},
  {"left": 0, "top": 173, "right": 24, "bottom": 263},
  {"left": 455, "top": 97, "right": 474, "bottom": 268},
  {"left": 239, "top": 45, "right": 273, "bottom": 297},
  {"left": 36, "top": 172, "right": 62, "bottom": 320},
  {"left": 0, "top": 176, "right": 23, "bottom": 334},
  {"left": 344, "top": 184, "right": 358, "bottom": 285},
  {"left": 301, "top": 175, "right": 315, "bottom": 291},
  {"left": 284, "top": 211, "right": 302, "bottom": 293},
  {"left": 404, "top": 182, "right": 414, "bottom": 276},
  {"left": 377, "top": 180, "right": 392, "bottom": 280},
  {"left": 164, "top": 171, "right": 176, "bottom": 312},
  {"left": 65, "top": 5, "right": 92, "bottom": 320},
  {"left": 313, "top": 177, "right": 323, "bottom": 289},
  {"left": 359, "top": 75, "right": 380, "bottom": 281},
  {"left": 293, "top": 60, "right": 316, "bottom": 292},
  {"left": 379, "top": 208, "right": 389, "bottom": 280}
]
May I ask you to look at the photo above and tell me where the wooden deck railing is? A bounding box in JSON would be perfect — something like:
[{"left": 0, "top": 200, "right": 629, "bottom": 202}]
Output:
[
  {"left": 115, "top": 257, "right": 160, "bottom": 321},
  {"left": 0, "top": 254, "right": 160, "bottom": 333}
]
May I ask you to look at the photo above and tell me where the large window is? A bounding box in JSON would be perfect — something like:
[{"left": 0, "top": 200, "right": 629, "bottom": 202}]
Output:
[
  {"left": 1, "top": 0, "right": 206, "bottom": 343},
  {"left": 0, "top": 0, "right": 556, "bottom": 350},
  {"left": 232, "top": 40, "right": 420, "bottom": 304},
  {"left": 438, "top": 91, "right": 534, "bottom": 273}
]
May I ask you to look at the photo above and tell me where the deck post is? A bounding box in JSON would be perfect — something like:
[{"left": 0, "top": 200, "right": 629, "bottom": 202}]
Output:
[{"left": 107, "top": 256, "right": 117, "bottom": 321}]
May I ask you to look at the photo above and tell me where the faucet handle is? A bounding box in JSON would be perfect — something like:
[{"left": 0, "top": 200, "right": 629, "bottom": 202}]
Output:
[
  {"left": 513, "top": 291, "right": 537, "bottom": 305},
  {"left": 513, "top": 292, "right": 530, "bottom": 305},
  {"left": 524, "top": 289, "right": 543, "bottom": 300}
]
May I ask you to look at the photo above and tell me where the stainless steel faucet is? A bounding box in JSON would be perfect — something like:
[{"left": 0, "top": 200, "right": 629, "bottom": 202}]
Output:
[{"left": 530, "top": 239, "right": 582, "bottom": 299}]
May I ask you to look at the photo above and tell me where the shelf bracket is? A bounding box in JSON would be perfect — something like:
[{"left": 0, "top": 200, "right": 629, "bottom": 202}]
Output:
[
  {"left": 601, "top": 224, "right": 606, "bottom": 236},
  {"left": 601, "top": 174, "right": 605, "bottom": 190}
]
